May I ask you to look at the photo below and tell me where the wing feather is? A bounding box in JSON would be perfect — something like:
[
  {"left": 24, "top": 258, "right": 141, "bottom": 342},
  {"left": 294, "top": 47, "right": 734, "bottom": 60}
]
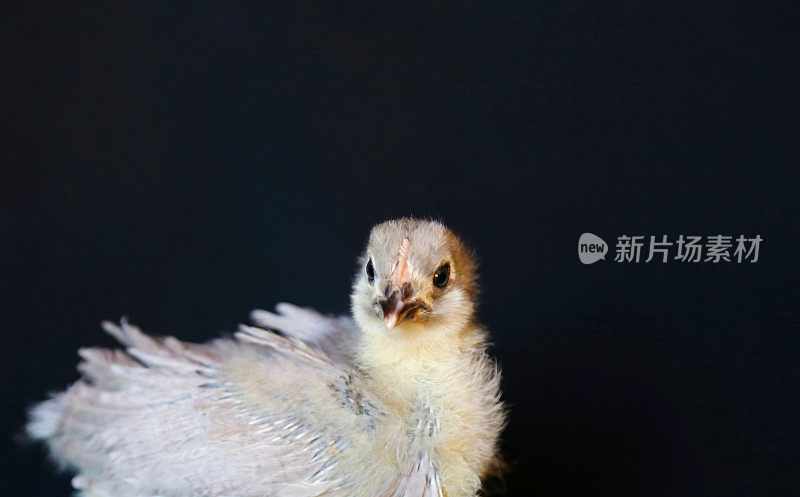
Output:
[
  {"left": 28, "top": 316, "right": 379, "bottom": 497},
  {"left": 249, "top": 303, "right": 359, "bottom": 364}
]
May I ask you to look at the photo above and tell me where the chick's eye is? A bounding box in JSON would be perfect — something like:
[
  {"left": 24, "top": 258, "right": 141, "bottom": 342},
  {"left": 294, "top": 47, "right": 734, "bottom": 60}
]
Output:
[
  {"left": 366, "top": 259, "right": 375, "bottom": 284},
  {"left": 433, "top": 263, "right": 450, "bottom": 289}
]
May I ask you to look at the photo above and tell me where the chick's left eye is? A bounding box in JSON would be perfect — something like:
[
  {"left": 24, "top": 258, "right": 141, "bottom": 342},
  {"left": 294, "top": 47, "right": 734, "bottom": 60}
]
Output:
[
  {"left": 366, "top": 259, "right": 375, "bottom": 284},
  {"left": 433, "top": 263, "right": 450, "bottom": 288}
]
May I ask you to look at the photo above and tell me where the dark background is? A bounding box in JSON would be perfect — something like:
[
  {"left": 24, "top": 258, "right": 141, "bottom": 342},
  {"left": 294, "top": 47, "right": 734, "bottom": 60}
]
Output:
[{"left": 2, "top": 2, "right": 798, "bottom": 496}]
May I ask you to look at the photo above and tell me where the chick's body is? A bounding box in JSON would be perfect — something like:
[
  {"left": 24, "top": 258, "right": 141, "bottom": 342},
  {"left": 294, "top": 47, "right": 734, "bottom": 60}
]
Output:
[{"left": 28, "top": 219, "right": 505, "bottom": 497}]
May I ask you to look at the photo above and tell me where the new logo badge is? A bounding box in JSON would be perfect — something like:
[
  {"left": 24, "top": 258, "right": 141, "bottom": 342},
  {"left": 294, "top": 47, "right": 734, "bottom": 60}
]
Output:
[{"left": 578, "top": 233, "right": 608, "bottom": 264}]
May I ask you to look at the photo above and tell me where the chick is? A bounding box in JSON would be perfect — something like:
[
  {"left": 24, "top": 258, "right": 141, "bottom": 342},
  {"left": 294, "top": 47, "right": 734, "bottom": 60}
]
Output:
[{"left": 27, "top": 218, "right": 505, "bottom": 497}]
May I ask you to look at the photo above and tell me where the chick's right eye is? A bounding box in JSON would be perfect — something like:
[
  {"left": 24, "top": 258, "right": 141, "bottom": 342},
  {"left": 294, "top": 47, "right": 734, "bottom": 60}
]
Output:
[{"left": 366, "top": 259, "right": 375, "bottom": 283}]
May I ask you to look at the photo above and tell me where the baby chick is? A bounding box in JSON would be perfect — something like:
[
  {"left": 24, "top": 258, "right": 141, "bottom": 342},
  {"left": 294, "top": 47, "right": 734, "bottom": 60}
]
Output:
[{"left": 27, "top": 218, "right": 505, "bottom": 497}]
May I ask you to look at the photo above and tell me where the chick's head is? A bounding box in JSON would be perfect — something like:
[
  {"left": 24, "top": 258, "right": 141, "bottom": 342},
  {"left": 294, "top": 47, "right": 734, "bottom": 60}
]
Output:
[{"left": 351, "top": 218, "right": 478, "bottom": 337}]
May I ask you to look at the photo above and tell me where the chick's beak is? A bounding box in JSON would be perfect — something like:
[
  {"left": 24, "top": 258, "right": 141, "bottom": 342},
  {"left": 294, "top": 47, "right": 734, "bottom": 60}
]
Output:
[
  {"left": 380, "top": 283, "right": 418, "bottom": 329},
  {"left": 379, "top": 237, "right": 425, "bottom": 329}
]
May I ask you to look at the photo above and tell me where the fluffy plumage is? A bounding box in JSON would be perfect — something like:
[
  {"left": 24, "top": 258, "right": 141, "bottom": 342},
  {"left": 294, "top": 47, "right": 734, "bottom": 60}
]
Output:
[{"left": 28, "top": 218, "right": 505, "bottom": 497}]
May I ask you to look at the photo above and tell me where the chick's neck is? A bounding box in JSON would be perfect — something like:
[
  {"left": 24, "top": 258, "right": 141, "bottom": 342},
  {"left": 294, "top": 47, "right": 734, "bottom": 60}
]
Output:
[{"left": 355, "top": 319, "right": 486, "bottom": 405}]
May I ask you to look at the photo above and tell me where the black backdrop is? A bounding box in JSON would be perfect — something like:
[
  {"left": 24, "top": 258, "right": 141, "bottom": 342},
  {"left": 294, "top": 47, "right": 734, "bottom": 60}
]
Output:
[{"left": 2, "top": 2, "right": 798, "bottom": 496}]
